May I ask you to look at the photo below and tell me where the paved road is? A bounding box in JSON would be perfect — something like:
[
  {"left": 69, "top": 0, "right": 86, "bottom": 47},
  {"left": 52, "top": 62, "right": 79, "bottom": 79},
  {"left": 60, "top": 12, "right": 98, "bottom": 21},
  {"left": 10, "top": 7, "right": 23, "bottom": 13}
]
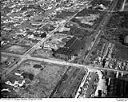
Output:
[
  {"left": 84, "top": 0, "right": 119, "bottom": 63},
  {"left": 1, "top": 2, "right": 93, "bottom": 79},
  {"left": 2, "top": 0, "right": 128, "bottom": 80},
  {"left": 1, "top": 1, "right": 128, "bottom": 99},
  {"left": 2, "top": 51, "right": 128, "bottom": 80},
  {"left": 121, "top": 0, "right": 126, "bottom": 11},
  {"left": 75, "top": 71, "right": 90, "bottom": 98},
  {"left": 27, "top": 56, "right": 128, "bottom": 74},
  {"left": 2, "top": 0, "right": 128, "bottom": 79}
]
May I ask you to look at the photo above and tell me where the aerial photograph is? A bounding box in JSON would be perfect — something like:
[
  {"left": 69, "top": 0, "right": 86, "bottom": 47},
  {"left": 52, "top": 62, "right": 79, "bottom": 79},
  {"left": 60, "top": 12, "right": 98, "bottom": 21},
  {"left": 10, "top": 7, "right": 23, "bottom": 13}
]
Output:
[{"left": 1, "top": 0, "right": 128, "bottom": 98}]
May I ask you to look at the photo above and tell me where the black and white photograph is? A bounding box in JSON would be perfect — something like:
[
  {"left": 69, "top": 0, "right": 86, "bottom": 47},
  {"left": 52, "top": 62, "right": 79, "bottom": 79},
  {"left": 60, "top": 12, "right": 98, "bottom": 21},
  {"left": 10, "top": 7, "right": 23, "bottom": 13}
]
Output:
[{"left": 1, "top": 0, "right": 128, "bottom": 100}]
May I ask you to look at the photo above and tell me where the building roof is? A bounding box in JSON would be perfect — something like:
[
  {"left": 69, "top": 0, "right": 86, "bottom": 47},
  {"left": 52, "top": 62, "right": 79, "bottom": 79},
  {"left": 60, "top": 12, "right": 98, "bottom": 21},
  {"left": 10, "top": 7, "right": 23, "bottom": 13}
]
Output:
[{"left": 124, "top": 35, "right": 128, "bottom": 44}]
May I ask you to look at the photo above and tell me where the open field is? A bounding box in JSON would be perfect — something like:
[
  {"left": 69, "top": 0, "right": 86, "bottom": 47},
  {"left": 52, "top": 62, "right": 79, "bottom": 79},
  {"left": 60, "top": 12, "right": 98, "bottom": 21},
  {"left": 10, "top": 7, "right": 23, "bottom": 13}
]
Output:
[
  {"left": 1, "top": 0, "right": 128, "bottom": 98},
  {"left": 1, "top": 59, "right": 87, "bottom": 98}
]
